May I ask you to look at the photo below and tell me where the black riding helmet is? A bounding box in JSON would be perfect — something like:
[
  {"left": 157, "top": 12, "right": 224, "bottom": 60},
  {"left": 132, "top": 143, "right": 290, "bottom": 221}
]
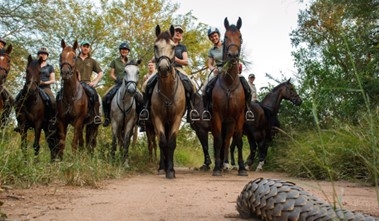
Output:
[
  {"left": 119, "top": 42, "right": 130, "bottom": 51},
  {"left": 207, "top": 27, "right": 220, "bottom": 37},
  {"left": 37, "top": 47, "right": 49, "bottom": 56}
]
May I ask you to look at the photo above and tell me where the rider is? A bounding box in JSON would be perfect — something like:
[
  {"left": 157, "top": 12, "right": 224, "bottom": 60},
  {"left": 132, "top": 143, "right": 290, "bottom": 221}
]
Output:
[
  {"left": 0, "top": 37, "right": 14, "bottom": 126},
  {"left": 139, "top": 25, "right": 200, "bottom": 123},
  {"left": 201, "top": 27, "right": 254, "bottom": 121},
  {"left": 0, "top": 37, "right": 6, "bottom": 50},
  {"left": 75, "top": 40, "right": 103, "bottom": 125},
  {"left": 102, "top": 42, "right": 143, "bottom": 127},
  {"left": 37, "top": 47, "right": 56, "bottom": 122},
  {"left": 14, "top": 47, "right": 56, "bottom": 132}
]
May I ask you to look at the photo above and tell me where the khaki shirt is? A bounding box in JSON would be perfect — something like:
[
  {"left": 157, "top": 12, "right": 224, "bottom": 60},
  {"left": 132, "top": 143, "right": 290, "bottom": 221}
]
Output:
[{"left": 76, "top": 54, "right": 102, "bottom": 82}]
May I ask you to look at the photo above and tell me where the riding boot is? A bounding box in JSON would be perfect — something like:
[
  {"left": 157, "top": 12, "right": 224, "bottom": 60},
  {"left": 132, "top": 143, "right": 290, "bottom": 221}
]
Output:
[
  {"left": 135, "top": 91, "right": 144, "bottom": 117},
  {"left": 102, "top": 101, "right": 111, "bottom": 127},
  {"left": 240, "top": 76, "right": 254, "bottom": 121},
  {"left": 179, "top": 72, "right": 200, "bottom": 122},
  {"left": 201, "top": 77, "right": 217, "bottom": 121},
  {"left": 0, "top": 88, "right": 14, "bottom": 126},
  {"left": 139, "top": 74, "right": 157, "bottom": 121},
  {"left": 13, "top": 91, "right": 23, "bottom": 132}
]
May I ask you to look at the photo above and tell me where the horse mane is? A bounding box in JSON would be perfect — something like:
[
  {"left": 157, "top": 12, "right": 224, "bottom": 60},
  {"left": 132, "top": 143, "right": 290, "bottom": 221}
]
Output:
[
  {"left": 226, "top": 24, "right": 239, "bottom": 32},
  {"left": 272, "top": 79, "right": 291, "bottom": 91}
]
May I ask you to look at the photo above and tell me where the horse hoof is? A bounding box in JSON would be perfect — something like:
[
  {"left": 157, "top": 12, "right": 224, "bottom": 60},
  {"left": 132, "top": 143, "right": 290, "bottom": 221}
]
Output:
[
  {"left": 212, "top": 170, "right": 222, "bottom": 176},
  {"left": 199, "top": 164, "right": 210, "bottom": 171},
  {"left": 256, "top": 161, "right": 264, "bottom": 172},
  {"left": 166, "top": 171, "right": 175, "bottom": 179},
  {"left": 238, "top": 169, "right": 248, "bottom": 176}
]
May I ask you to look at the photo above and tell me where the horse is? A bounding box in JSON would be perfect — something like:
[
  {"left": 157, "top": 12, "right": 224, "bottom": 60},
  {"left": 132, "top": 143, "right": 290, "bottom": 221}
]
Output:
[
  {"left": 209, "top": 17, "right": 247, "bottom": 176},
  {"left": 14, "top": 55, "right": 59, "bottom": 160},
  {"left": 0, "top": 45, "right": 14, "bottom": 127},
  {"left": 56, "top": 39, "right": 99, "bottom": 159},
  {"left": 150, "top": 25, "right": 186, "bottom": 179},
  {"left": 230, "top": 79, "right": 302, "bottom": 171},
  {"left": 110, "top": 59, "right": 141, "bottom": 167}
]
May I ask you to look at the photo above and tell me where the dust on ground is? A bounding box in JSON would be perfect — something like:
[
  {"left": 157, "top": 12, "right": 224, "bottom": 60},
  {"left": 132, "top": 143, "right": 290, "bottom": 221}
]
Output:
[{"left": 1, "top": 168, "right": 379, "bottom": 221}]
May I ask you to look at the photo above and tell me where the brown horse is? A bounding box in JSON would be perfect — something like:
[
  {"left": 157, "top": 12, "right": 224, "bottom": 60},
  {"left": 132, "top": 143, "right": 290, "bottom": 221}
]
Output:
[
  {"left": 56, "top": 39, "right": 99, "bottom": 159},
  {"left": 0, "top": 45, "right": 14, "bottom": 127},
  {"left": 150, "top": 25, "right": 186, "bottom": 179},
  {"left": 210, "top": 17, "right": 247, "bottom": 176},
  {"left": 14, "top": 55, "right": 59, "bottom": 160},
  {"left": 230, "top": 79, "right": 302, "bottom": 171}
]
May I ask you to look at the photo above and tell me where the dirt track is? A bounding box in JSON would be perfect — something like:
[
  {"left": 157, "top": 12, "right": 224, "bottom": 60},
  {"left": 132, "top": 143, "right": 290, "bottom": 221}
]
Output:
[{"left": 1, "top": 169, "right": 379, "bottom": 221}]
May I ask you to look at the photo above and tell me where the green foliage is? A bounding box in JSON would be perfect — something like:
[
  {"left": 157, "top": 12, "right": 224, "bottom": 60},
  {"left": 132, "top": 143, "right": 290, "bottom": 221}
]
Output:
[{"left": 270, "top": 112, "right": 379, "bottom": 185}]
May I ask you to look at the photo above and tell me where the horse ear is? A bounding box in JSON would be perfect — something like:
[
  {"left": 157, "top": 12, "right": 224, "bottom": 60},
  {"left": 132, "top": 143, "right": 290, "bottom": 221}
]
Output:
[
  {"left": 155, "top": 25, "right": 161, "bottom": 37},
  {"left": 5, "top": 44, "right": 12, "bottom": 54},
  {"left": 61, "top": 39, "right": 66, "bottom": 49},
  {"left": 169, "top": 25, "right": 175, "bottom": 37},
  {"left": 38, "top": 56, "right": 44, "bottom": 65},
  {"left": 237, "top": 17, "right": 242, "bottom": 29},
  {"left": 224, "top": 17, "right": 230, "bottom": 29},
  {"left": 27, "top": 54, "right": 33, "bottom": 64},
  {"left": 73, "top": 40, "right": 78, "bottom": 51},
  {"left": 137, "top": 59, "right": 142, "bottom": 65},
  {"left": 287, "top": 78, "right": 291, "bottom": 83}
]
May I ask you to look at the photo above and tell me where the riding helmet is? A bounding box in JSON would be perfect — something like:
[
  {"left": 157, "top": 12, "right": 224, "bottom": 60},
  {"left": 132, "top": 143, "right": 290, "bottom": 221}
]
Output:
[
  {"left": 119, "top": 42, "right": 130, "bottom": 51},
  {"left": 0, "top": 38, "right": 6, "bottom": 46},
  {"left": 207, "top": 27, "right": 220, "bottom": 37},
  {"left": 37, "top": 47, "right": 49, "bottom": 56}
]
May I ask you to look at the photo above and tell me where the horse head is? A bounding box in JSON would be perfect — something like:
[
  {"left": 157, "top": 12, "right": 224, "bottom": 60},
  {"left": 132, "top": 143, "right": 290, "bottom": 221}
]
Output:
[
  {"left": 25, "top": 54, "right": 42, "bottom": 95},
  {"left": 282, "top": 79, "right": 302, "bottom": 106},
  {"left": 154, "top": 25, "right": 176, "bottom": 78},
  {"left": 0, "top": 45, "right": 12, "bottom": 85},
  {"left": 60, "top": 39, "right": 78, "bottom": 80},
  {"left": 223, "top": 17, "right": 242, "bottom": 63},
  {"left": 123, "top": 59, "right": 141, "bottom": 95}
]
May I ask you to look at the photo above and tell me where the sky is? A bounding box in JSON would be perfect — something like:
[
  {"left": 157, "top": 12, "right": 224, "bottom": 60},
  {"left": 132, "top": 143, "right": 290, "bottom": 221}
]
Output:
[{"left": 172, "top": 0, "right": 308, "bottom": 90}]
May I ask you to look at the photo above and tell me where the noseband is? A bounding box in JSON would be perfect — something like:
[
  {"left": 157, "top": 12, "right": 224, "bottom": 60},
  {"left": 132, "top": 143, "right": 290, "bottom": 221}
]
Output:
[
  {"left": 155, "top": 55, "right": 174, "bottom": 78},
  {"left": 60, "top": 62, "right": 75, "bottom": 79}
]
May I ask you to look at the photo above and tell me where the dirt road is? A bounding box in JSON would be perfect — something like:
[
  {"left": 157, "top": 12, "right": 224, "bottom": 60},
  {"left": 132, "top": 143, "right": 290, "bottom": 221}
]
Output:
[{"left": 1, "top": 168, "right": 379, "bottom": 221}]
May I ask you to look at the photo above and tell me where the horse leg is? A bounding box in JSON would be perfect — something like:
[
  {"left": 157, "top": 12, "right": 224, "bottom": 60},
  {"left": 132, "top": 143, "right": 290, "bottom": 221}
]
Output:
[
  {"left": 122, "top": 128, "right": 134, "bottom": 168},
  {"left": 229, "top": 138, "right": 236, "bottom": 167},
  {"left": 33, "top": 126, "right": 42, "bottom": 162},
  {"left": 245, "top": 134, "right": 257, "bottom": 169},
  {"left": 20, "top": 128, "right": 28, "bottom": 161},
  {"left": 85, "top": 124, "right": 98, "bottom": 155},
  {"left": 235, "top": 134, "right": 248, "bottom": 176},
  {"left": 165, "top": 133, "right": 177, "bottom": 179},
  {"left": 212, "top": 133, "right": 223, "bottom": 176},
  {"left": 44, "top": 126, "right": 59, "bottom": 162},
  {"left": 256, "top": 141, "right": 269, "bottom": 171},
  {"left": 72, "top": 121, "right": 84, "bottom": 153},
  {"left": 57, "top": 121, "right": 68, "bottom": 160},
  {"left": 195, "top": 127, "right": 211, "bottom": 171}
]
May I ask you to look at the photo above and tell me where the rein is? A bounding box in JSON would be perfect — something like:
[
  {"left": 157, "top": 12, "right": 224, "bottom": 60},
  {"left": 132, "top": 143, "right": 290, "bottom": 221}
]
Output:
[{"left": 116, "top": 80, "right": 137, "bottom": 114}]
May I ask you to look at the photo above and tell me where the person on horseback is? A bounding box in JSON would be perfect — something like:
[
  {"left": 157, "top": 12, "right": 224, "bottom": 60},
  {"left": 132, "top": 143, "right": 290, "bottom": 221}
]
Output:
[
  {"left": 102, "top": 42, "right": 143, "bottom": 127},
  {"left": 36, "top": 47, "right": 56, "bottom": 122},
  {"left": 139, "top": 25, "right": 200, "bottom": 123},
  {"left": 201, "top": 27, "right": 254, "bottom": 121},
  {"left": 248, "top": 73, "right": 258, "bottom": 102},
  {"left": 0, "top": 37, "right": 14, "bottom": 127},
  {"left": 0, "top": 38, "right": 6, "bottom": 50},
  {"left": 76, "top": 40, "right": 103, "bottom": 125},
  {"left": 14, "top": 47, "right": 56, "bottom": 132}
]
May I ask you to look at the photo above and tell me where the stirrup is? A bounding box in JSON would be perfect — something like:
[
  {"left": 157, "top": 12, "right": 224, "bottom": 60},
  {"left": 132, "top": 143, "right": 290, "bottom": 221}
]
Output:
[
  {"left": 94, "top": 116, "right": 102, "bottom": 125},
  {"left": 139, "top": 109, "right": 149, "bottom": 121},
  {"left": 202, "top": 110, "right": 211, "bottom": 121},
  {"left": 103, "top": 118, "right": 110, "bottom": 127},
  {"left": 245, "top": 110, "right": 254, "bottom": 121},
  {"left": 190, "top": 109, "right": 200, "bottom": 121}
]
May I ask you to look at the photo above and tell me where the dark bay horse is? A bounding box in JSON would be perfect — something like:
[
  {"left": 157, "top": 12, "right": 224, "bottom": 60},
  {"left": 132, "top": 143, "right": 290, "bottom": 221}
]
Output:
[
  {"left": 210, "top": 17, "right": 247, "bottom": 176},
  {"left": 110, "top": 59, "right": 141, "bottom": 167},
  {"left": 56, "top": 39, "right": 99, "bottom": 159},
  {"left": 151, "top": 25, "right": 186, "bottom": 179},
  {"left": 0, "top": 45, "right": 14, "bottom": 127},
  {"left": 14, "top": 55, "right": 58, "bottom": 160},
  {"left": 230, "top": 79, "right": 302, "bottom": 171}
]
